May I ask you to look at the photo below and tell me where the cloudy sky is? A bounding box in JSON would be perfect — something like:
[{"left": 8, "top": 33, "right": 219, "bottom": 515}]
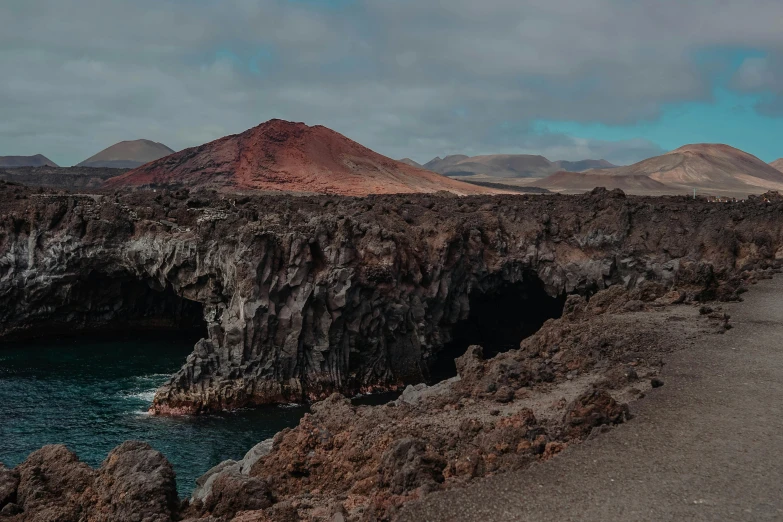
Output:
[{"left": 2, "top": 0, "right": 783, "bottom": 166}]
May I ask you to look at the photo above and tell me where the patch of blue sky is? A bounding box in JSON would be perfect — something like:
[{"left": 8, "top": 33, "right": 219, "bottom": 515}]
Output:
[
  {"left": 534, "top": 89, "right": 782, "bottom": 162},
  {"left": 211, "top": 44, "right": 279, "bottom": 76},
  {"left": 532, "top": 48, "right": 783, "bottom": 162}
]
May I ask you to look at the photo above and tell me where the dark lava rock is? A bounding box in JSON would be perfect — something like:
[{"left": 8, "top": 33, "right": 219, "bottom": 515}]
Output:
[
  {"left": 563, "top": 390, "right": 630, "bottom": 439},
  {"left": 15, "top": 445, "right": 95, "bottom": 522},
  {"left": 651, "top": 378, "right": 665, "bottom": 388},
  {"left": 0, "top": 464, "right": 18, "bottom": 510},
  {"left": 0, "top": 503, "right": 22, "bottom": 516},
  {"left": 380, "top": 438, "right": 446, "bottom": 495},
  {"left": 494, "top": 386, "right": 515, "bottom": 403},
  {"left": 90, "top": 441, "right": 179, "bottom": 522},
  {"left": 200, "top": 471, "right": 273, "bottom": 519},
  {"left": 455, "top": 345, "right": 486, "bottom": 383},
  {"left": 0, "top": 185, "right": 780, "bottom": 413}
]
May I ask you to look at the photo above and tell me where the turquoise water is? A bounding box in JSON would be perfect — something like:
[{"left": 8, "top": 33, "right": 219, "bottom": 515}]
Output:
[{"left": 0, "top": 334, "right": 308, "bottom": 497}]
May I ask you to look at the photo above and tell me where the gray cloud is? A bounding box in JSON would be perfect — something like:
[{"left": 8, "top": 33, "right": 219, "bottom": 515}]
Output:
[
  {"left": 2, "top": 0, "right": 783, "bottom": 166},
  {"left": 732, "top": 55, "right": 783, "bottom": 116}
]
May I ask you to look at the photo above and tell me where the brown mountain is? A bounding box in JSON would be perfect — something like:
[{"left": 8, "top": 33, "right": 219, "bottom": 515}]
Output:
[
  {"left": 423, "top": 154, "right": 617, "bottom": 178},
  {"left": 540, "top": 144, "right": 783, "bottom": 196},
  {"left": 539, "top": 171, "right": 669, "bottom": 193},
  {"left": 399, "top": 158, "right": 422, "bottom": 168},
  {"left": 105, "top": 120, "right": 492, "bottom": 196},
  {"left": 423, "top": 155, "right": 470, "bottom": 173},
  {"left": 553, "top": 159, "right": 617, "bottom": 172},
  {"left": 0, "top": 154, "right": 58, "bottom": 168},
  {"left": 771, "top": 158, "right": 783, "bottom": 172},
  {"left": 78, "top": 139, "right": 175, "bottom": 169}
]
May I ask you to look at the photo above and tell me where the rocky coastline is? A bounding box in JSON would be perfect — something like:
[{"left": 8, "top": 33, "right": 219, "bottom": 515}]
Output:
[
  {"left": 2, "top": 181, "right": 783, "bottom": 519},
  {"left": 0, "top": 277, "right": 764, "bottom": 521},
  {"left": 2, "top": 183, "right": 780, "bottom": 415}
]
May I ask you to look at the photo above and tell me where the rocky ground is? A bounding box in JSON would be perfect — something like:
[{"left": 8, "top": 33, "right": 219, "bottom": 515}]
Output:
[{"left": 0, "top": 275, "right": 765, "bottom": 521}]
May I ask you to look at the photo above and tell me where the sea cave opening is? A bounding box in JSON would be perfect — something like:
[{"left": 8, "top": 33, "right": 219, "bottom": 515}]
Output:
[
  {"left": 428, "top": 275, "right": 566, "bottom": 383},
  {"left": 22, "top": 271, "right": 208, "bottom": 343},
  {"left": 0, "top": 272, "right": 310, "bottom": 498}
]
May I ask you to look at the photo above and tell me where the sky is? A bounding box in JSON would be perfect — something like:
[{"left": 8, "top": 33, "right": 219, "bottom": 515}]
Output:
[{"left": 2, "top": 0, "right": 783, "bottom": 167}]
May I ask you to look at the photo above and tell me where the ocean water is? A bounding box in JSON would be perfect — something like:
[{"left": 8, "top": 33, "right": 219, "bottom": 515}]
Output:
[{"left": 0, "top": 334, "right": 308, "bottom": 497}]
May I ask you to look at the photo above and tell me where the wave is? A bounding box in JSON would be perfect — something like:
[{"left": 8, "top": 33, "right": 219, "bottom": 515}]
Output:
[
  {"left": 126, "top": 389, "right": 157, "bottom": 402},
  {"left": 119, "top": 373, "right": 170, "bottom": 404},
  {"left": 278, "top": 402, "right": 304, "bottom": 409}
]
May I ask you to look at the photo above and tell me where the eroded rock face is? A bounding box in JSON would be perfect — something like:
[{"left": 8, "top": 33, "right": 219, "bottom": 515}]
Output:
[
  {"left": 89, "top": 441, "right": 179, "bottom": 522},
  {"left": 14, "top": 445, "right": 95, "bottom": 522},
  {"left": 0, "top": 464, "right": 19, "bottom": 511},
  {"left": 1, "top": 182, "right": 782, "bottom": 413},
  {"left": 4, "top": 442, "right": 178, "bottom": 522}
]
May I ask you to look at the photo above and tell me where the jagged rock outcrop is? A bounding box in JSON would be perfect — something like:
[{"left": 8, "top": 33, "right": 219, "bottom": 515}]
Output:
[
  {"left": 0, "top": 465, "right": 19, "bottom": 515},
  {"left": 90, "top": 441, "right": 179, "bottom": 522},
  {"left": 2, "top": 442, "right": 179, "bottom": 522},
  {"left": 1, "top": 182, "right": 783, "bottom": 414}
]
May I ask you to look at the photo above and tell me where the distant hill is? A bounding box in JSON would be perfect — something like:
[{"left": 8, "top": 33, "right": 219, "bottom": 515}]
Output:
[
  {"left": 399, "top": 158, "right": 423, "bottom": 168},
  {"left": 423, "top": 155, "right": 471, "bottom": 173},
  {"left": 0, "top": 166, "right": 127, "bottom": 190},
  {"left": 553, "top": 159, "right": 617, "bottom": 172},
  {"left": 0, "top": 154, "right": 58, "bottom": 168},
  {"left": 77, "top": 139, "right": 175, "bottom": 168},
  {"left": 105, "top": 120, "right": 493, "bottom": 196},
  {"left": 539, "top": 144, "right": 783, "bottom": 196},
  {"left": 538, "top": 171, "right": 669, "bottom": 193},
  {"left": 771, "top": 159, "right": 783, "bottom": 172},
  {"left": 422, "top": 154, "right": 617, "bottom": 178}
]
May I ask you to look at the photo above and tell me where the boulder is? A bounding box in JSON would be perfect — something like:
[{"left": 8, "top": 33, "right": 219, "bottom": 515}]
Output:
[
  {"left": 90, "top": 441, "right": 179, "bottom": 522},
  {"left": 15, "top": 445, "right": 95, "bottom": 522}
]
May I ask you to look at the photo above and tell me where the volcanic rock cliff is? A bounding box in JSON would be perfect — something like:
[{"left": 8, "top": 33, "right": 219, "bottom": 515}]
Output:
[{"left": 1, "top": 182, "right": 783, "bottom": 416}]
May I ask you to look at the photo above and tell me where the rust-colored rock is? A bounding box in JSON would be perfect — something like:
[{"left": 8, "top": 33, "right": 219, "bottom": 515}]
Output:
[{"left": 562, "top": 389, "right": 630, "bottom": 439}]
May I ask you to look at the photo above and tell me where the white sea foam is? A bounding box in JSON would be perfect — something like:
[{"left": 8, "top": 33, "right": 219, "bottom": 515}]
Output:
[
  {"left": 128, "top": 390, "right": 157, "bottom": 402},
  {"left": 119, "top": 374, "right": 170, "bottom": 403}
]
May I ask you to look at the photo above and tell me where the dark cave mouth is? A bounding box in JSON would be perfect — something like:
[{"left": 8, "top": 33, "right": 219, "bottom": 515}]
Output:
[
  {"left": 3, "top": 273, "right": 208, "bottom": 344},
  {"left": 428, "top": 278, "right": 566, "bottom": 383}
]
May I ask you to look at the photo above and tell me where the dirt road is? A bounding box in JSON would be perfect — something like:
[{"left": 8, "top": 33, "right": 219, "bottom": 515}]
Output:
[{"left": 399, "top": 277, "right": 783, "bottom": 521}]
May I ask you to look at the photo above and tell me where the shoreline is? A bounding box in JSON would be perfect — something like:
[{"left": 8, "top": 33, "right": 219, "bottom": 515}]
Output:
[{"left": 1, "top": 275, "right": 759, "bottom": 520}]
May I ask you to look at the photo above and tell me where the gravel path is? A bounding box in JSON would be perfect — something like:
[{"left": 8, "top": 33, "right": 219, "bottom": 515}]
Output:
[{"left": 399, "top": 277, "right": 783, "bottom": 521}]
